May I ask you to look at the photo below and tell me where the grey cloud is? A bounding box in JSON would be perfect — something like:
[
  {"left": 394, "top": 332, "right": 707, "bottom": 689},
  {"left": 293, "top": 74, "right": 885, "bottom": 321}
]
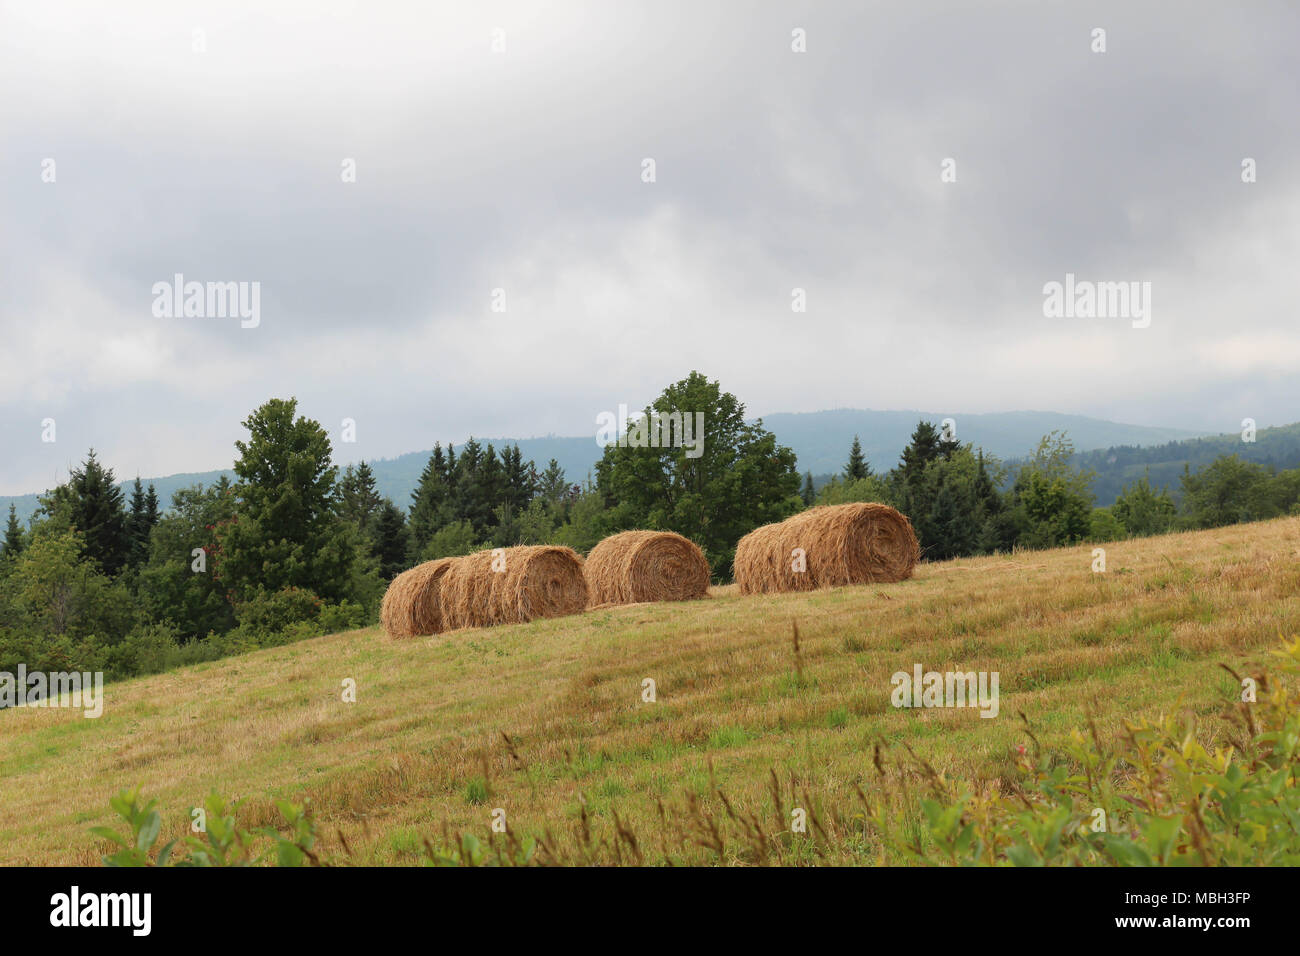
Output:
[{"left": 2, "top": 0, "right": 1298, "bottom": 493}]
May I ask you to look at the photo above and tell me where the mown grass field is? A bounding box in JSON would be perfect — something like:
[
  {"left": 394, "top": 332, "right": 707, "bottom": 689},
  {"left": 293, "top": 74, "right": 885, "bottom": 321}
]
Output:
[{"left": 3, "top": 517, "right": 1299, "bottom": 865}]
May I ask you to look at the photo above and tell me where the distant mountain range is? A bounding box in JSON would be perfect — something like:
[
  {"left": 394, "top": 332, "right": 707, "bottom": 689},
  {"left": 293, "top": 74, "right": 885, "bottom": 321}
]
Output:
[
  {"left": 0, "top": 409, "right": 1270, "bottom": 527},
  {"left": 757, "top": 409, "right": 1208, "bottom": 477}
]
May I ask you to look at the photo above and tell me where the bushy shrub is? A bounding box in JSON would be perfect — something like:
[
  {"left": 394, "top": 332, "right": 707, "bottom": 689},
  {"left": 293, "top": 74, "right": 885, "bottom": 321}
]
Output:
[
  {"left": 233, "top": 586, "right": 321, "bottom": 636},
  {"left": 1087, "top": 507, "right": 1126, "bottom": 542},
  {"left": 105, "top": 623, "right": 184, "bottom": 677},
  {"left": 318, "top": 599, "right": 366, "bottom": 634}
]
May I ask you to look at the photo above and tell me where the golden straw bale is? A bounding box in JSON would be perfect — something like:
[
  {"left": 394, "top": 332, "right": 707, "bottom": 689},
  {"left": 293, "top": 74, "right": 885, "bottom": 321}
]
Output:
[
  {"left": 439, "top": 545, "right": 588, "bottom": 630},
  {"left": 584, "top": 530, "right": 710, "bottom": 606},
  {"left": 733, "top": 503, "right": 919, "bottom": 595},
  {"left": 379, "top": 557, "right": 456, "bottom": 638}
]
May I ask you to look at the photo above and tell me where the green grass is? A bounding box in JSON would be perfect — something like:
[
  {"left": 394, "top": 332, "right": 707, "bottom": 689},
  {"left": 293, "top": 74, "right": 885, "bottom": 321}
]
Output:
[{"left": 1, "top": 516, "right": 1299, "bottom": 864}]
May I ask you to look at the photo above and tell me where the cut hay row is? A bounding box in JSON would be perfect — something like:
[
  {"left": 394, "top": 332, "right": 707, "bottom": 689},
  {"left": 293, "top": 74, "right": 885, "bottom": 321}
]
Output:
[
  {"left": 733, "top": 502, "right": 919, "bottom": 595},
  {"left": 381, "top": 546, "right": 588, "bottom": 638},
  {"left": 584, "top": 530, "right": 710, "bottom": 607}
]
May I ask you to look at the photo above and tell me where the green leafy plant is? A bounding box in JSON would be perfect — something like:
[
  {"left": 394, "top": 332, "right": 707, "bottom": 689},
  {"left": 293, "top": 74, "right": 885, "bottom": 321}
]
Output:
[
  {"left": 91, "top": 788, "right": 174, "bottom": 867},
  {"left": 93, "top": 788, "right": 322, "bottom": 867},
  {"left": 862, "top": 637, "right": 1300, "bottom": 865}
]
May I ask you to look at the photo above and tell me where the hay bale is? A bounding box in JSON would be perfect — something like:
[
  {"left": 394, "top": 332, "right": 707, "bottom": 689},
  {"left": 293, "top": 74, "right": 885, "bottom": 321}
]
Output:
[
  {"left": 439, "top": 545, "right": 588, "bottom": 630},
  {"left": 584, "top": 530, "right": 710, "bottom": 606},
  {"left": 379, "top": 558, "right": 456, "bottom": 638},
  {"left": 733, "top": 503, "right": 919, "bottom": 595}
]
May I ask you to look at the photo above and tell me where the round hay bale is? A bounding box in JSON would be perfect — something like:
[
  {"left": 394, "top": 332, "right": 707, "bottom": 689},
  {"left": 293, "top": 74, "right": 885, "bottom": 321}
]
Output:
[
  {"left": 584, "top": 530, "right": 710, "bottom": 606},
  {"left": 379, "top": 558, "right": 456, "bottom": 638},
  {"left": 439, "top": 545, "right": 589, "bottom": 630},
  {"left": 733, "top": 503, "right": 919, "bottom": 595}
]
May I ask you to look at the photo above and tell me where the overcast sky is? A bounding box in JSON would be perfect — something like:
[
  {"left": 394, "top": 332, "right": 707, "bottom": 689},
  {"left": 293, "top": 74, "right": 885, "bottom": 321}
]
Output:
[{"left": 2, "top": 0, "right": 1297, "bottom": 494}]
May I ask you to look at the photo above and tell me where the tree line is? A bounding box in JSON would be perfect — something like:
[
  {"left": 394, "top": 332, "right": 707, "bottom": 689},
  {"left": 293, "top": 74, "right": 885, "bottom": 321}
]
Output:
[
  {"left": 3, "top": 371, "right": 1297, "bottom": 684},
  {"left": 808, "top": 424, "right": 1300, "bottom": 557}
]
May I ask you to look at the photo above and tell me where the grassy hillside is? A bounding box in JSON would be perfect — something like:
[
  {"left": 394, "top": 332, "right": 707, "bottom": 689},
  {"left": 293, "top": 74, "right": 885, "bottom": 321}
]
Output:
[{"left": 2, "top": 517, "right": 1297, "bottom": 865}]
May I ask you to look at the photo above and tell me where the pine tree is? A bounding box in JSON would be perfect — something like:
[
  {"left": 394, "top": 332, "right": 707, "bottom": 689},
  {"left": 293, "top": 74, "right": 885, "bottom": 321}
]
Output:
[
  {"left": 844, "top": 436, "right": 870, "bottom": 481},
  {"left": 144, "top": 483, "right": 160, "bottom": 529},
  {"left": 926, "top": 478, "right": 959, "bottom": 560},
  {"left": 973, "top": 451, "right": 1000, "bottom": 513},
  {"left": 938, "top": 427, "right": 961, "bottom": 460},
  {"left": 2, "top": 503, "right": 24, "bottom": 560},
  {"left": 372, "top": 499, "right": 410, "bottom": 580},
  {"left": 214, "top": 398, "right": 355, "bottom": 602},
  {"left": 127, "top": 476, "right": 152, "bottom": 568},
  {"left": 538, "top": 459, "right": 568, "bottom": 505},
  {"left": 470, "top": 444, "right": 506, "bottom": 536},
  {"left": 501, "top": 445, "right": 536, "bottom": 512},
  {"left": 801, "top": 472, "right": 816, "bottom": 506},
  {"left": 339, "top": 461, "right": 382, "bottom": 536},
  {"left": 453, "top": 438, "right": 483, "bottom": 527},
  {"left": 409, "top": 443, "right": 451, "bottom": 558},
  {"left": 900, "top": 421, "right": 942, "bottom": 486},
  {"left": 68, "top": 449, "right": 131, "bottom": 575},
  {"left": 129, "top": 477, "right": 146, "bottom": 520}
]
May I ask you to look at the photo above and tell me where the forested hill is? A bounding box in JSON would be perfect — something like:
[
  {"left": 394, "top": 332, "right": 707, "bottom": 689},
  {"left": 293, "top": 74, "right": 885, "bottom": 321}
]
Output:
[{"left": 1072, "top": 422, "right": 1300, "bottom": 504}]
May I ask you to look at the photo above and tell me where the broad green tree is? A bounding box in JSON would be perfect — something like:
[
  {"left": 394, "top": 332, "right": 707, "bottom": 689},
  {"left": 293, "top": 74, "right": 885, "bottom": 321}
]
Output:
[
  {"left": 1112, "top": 472, "right": 1176, "bottom": 536},
  {"left": 1011, "top": 432, "right": 1095, "bottom": 548},
  {"left": 594, "top": 371, "right": 801, "bottom": 578},
  {"left": 1179, "top": 455, "right": 1270, "bottom": 528}
]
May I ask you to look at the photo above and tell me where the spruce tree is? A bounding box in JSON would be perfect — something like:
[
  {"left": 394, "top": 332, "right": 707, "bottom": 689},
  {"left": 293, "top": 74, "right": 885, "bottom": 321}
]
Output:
[
  {"left": 937, "top": 425, "right": 961, "bottom": 460},
  {"left": 144, "top": 483, "right": 160, "bottom": 529},
  {"left": 372, "top": 499, "right": 410, "bottom": 580},
  {"left": 127, "top": 477, "right": 151, "bottom": 568},
  {"left": 340, "top": 461, "right": 382, "bottom": 536},
  {"left": 214, "top": 398, "right": 354, "bottom": 602},
  {"left": 801, "top": 472, "right": 816, "bottom": 506},
  {"left": 453, "top": 439, "right": 483, "bottom": 527},
  {"left": 129, "top": 477, "right": 146, "bottom": 520},
  {"left": 409, "top": 443, "right": 450, "bottom": 558},
  {"left": 844, "top": 436, "right": 870, "bottom": 481},
  {"left": 68, "top": 449, "right": 131, "bottom": 575},
  {"left": 538, "top": 459, "right": 568, "bottom": 505},
  {"left": 2, "top": 503, "right": 24, "bottom": 560},
  {"left": 900, "top": 421, "right": 942, "bottom": 486},
  {"left": 470, "top": 444, "right": 506, "bottom": 536},
  {"left": 501, "top": 445, "right": 536, "bottom": 512},
  {"left": 973, "top": 451, "right": 999, "bottom": 513}
]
